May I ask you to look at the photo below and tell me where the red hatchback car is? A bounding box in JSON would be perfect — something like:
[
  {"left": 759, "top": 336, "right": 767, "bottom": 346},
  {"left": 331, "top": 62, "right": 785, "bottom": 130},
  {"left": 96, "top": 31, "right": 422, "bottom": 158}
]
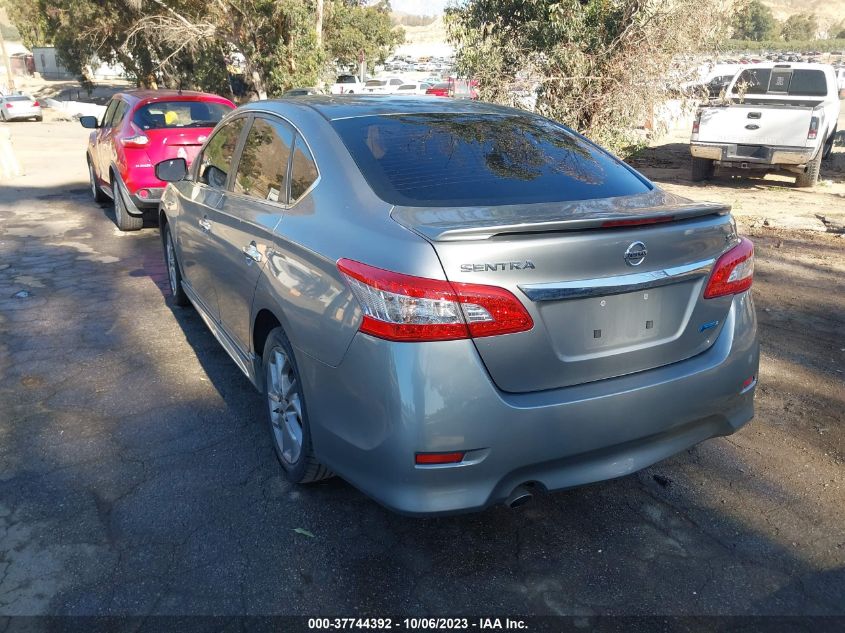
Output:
[{"left": 80, "top": 90, "right": 235, "bottom": 231}]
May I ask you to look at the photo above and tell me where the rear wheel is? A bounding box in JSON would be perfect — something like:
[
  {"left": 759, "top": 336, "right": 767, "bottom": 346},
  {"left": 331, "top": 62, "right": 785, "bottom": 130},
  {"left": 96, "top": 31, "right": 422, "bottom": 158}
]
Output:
[
  {"left": 822, "top": 129, "right": 835, "bottom": 160},
  {"left": 263, "top": 327, "right": 332, "bottom": 484},
  {"left": 163, "top": 223, "right": 190, "bottom": 307},
  {"left": 112, "top": 177, "right": 143, "bottom": 231},
  {"left": 795, "top": 149, "right": 822, "bottom": 188},
  {"left": 88, "top": 158, "right": 107, "bottom": 203},
  {"left": 691, "top": 157, "right": 715, "bottom": 182}
]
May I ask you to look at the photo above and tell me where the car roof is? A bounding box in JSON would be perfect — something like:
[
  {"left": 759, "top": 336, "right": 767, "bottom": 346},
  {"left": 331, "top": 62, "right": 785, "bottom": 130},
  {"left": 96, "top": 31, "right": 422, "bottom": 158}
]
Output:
[
  {"left": 113, "top": 90, "right": 234, "bottom": 105},
  {"left": 241, "top": 95, "right": 515, "bottom": 121},
  {"left": 737, "top": 62, "right": 834, "bottom": 71}
]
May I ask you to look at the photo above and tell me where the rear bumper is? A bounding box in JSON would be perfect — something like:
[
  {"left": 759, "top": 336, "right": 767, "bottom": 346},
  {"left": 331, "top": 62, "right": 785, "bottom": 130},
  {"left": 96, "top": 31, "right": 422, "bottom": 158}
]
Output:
[
  {"left": 4, "top": 110, "right": 41, "bottom": 120},
  {"left": 300, "top": 292, "right": 759, "bottom": 515},
  {"left": 691, "top": 141, "right": 815, "bottom": 166}
]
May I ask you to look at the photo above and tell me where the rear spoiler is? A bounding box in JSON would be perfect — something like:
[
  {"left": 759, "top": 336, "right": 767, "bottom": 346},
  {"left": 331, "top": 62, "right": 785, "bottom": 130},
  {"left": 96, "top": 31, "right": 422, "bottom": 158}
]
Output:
[{"left": 391, "top": 192, "right": 731, "bottom": 242}]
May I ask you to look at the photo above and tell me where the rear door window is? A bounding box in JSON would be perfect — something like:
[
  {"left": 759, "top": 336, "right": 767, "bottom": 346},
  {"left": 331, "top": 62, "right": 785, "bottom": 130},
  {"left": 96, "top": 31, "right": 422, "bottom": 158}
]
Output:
[
  {"left": 101, "top": 99, "right": 119, "bottom": 127},
  {"left": 331, "top": 113, "right": 650, "bottom": 207},
  {"left": 112, "top": 101, "right": 129, "bottom": 127},
  {"left": 196, "top": 117, "right": 247, "bottom": 190},
  {"left": 233, "top": 117, "right": 294, "bottom": 204}
]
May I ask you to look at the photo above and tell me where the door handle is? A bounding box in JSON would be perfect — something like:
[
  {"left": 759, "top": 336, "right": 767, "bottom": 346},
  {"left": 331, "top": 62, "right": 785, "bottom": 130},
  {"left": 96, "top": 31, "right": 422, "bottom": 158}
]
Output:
[
  {"left": 199, "top": 216, "right": 212, "bottom": 232},
  {"left": 243, "top": 241, "right": 263, "bottom": 264}
]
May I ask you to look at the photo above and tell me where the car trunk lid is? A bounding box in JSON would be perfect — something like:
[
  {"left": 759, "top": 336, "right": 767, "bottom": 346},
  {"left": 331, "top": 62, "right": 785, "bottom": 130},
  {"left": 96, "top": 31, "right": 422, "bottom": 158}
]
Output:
[
  {"left": 697, "top": 103, "right": 816, "bottom": 148},
  {"left": 393, "top": 190, "right": 738, "bottom": 392},
  {"left": 142, "top": 127, "right": 214, "bottom": 165}
]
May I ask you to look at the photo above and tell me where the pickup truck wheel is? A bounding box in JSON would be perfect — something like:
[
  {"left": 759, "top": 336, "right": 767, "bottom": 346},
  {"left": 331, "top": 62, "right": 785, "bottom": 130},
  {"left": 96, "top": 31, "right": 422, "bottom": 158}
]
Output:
[
  {"left": 112, "top": 178, "right": 143, "bottom": 231},
  {"left": 88, "top": 158, "right": 107, "bottom": 203},
  {"left": 163, "top": 223, "right": 190, "bottom": 307},
  {"left": 822, "top": 131, "right": 835, "bottom": 160},
  {"left": 263, "top": 327, "right": 333, "bottom": 484},
  {"left": 691, "top": 157, "right": 715, "bottom": 182},
  {"left": 795, "top": 149, "right": 822, "bottom": 188}
]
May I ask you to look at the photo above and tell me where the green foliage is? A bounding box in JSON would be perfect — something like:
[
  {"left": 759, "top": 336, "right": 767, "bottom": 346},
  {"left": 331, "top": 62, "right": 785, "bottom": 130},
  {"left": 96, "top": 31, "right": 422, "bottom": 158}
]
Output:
[
  {"left": 780, "top": 13, "right": 818, "bottom": 41},
  {"left": 325, "top": 0, "right": 403, "bottom": 69},
  {"left": 447, "top": 0, "right": 731, "bottom": 155},
  {"left": 2, "top": 0, "right": 402, "bottom": 98},
  {"left": 731, "top": 0, "right": 778, "bottom": 41}
]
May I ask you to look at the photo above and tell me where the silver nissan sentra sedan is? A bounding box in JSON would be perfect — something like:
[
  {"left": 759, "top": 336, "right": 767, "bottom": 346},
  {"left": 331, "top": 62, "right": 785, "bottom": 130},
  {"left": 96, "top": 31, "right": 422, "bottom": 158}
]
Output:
[{"left": 154, "top": 96, "right": 758, "bottom": 515}]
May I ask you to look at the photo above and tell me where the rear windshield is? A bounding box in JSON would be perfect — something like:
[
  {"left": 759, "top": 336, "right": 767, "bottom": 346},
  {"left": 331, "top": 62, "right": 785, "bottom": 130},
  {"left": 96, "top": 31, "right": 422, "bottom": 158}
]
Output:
[
  {"left": 132, "top": 100, "right": 232, "bottom": 130},
  {"left": 5, "top": 96, "right": 31, "bottom": 102},
  {"left": 365, "top": 80, "right": 386, "bottom": 87},
  {"left": 336, "top": 75, "right": 357, "bottom": 83},
  {"left": 332, "top": 113, "right": 651, "bottom": 207},
  {"left": 732, "top": 68, "right": 828, "bottom": 97}
]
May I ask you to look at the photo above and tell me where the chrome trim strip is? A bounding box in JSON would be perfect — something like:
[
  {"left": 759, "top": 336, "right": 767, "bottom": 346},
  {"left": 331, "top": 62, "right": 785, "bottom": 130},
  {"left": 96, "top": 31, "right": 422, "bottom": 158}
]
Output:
[{"left": 519, "top": 258, "right": 715, "bottom": 302}]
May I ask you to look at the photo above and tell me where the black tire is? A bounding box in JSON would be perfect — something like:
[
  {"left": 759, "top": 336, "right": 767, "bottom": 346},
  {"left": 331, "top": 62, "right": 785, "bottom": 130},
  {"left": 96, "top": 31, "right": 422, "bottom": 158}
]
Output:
[
  {"left": 822, "top": 129, "right": 835, "bottom": 160},
  {"left": 88, "top": 157, "right": 107, "bottom": 203},
  {"left": 691, "top": 157, "right": 715, "bottom": 182},
  {"left": 35, "top": 116, "right": 43, "bottom": 122},
  {"left": 162, "top": 223, "right": 190, "bottom": 307},
  {"left": 795, "top": 149, "right": 822, "bottom": 188},
  {"left": 112, "top": 177, "right": 143, "bottom": 231},
  {"left": 262, "top": 327, "right": 333, "bottom": 484}
]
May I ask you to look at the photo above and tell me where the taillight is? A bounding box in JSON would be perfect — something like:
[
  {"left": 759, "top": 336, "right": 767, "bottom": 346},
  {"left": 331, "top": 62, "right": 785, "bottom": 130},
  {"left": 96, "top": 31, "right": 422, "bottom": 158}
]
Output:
[
  {"left": 32, "top": 100, "right": 39, "bottom": 107},
  {"left": 692, "top": 110, "right": 702, "bottom": 135},
  {"left": 703, "top": 237, "right": 754, "bottom": 299},
  {"left": 120, "top": 123, "right": 149, "bottom": 148},
  {"left": 807, "top": 116, "right": 819, "bottom": 140},
  {"left": 415, "top": 452, "right": 465, "bottom": 465},
  {"left": 4, "top": 103, "right": 12, "bottom": 109},
  {"left": 337, "top": 259, "right": 533, "bottom": 342}
]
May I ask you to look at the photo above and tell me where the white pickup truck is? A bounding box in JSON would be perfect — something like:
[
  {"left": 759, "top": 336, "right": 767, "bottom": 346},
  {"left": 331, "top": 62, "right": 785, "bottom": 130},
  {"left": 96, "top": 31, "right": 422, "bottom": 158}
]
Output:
[
  {"left": 329, "top": 74, "right": 362, "bottom": 95},
  {"left": 690, "top": 63, "right": 840, "bottom": 187}
]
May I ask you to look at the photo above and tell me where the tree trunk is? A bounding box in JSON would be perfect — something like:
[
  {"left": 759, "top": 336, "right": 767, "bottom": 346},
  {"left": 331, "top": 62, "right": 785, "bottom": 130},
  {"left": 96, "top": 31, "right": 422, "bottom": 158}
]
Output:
[{"left": 316, "top": 0, "right": 324, "bottom": 48}]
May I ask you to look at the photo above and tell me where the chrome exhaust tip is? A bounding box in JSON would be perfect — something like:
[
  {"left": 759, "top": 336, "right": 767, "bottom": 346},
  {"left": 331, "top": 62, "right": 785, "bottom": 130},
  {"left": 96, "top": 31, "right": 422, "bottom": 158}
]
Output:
[{"left": 505, "top": 485, "right": 534, "bottom": 509}]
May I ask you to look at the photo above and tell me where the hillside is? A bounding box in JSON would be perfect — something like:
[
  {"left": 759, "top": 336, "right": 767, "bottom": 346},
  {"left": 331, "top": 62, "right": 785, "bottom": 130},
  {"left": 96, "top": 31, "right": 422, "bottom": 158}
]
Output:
[{"left": 761, "top": 0, "right": 845, "bottom": 28}]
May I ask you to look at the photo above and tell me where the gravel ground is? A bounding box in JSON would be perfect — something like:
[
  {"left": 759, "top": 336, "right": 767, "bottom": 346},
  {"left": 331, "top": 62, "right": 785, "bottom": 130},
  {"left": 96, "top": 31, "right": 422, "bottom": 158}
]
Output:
[{"left": 0, "top": 117, "right": 842, "bottom": 619}]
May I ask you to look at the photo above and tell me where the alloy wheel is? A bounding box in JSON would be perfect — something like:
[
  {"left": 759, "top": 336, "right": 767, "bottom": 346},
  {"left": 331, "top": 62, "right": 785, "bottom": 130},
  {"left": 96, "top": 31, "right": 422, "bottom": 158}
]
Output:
[{"left": 267, "top": 347, "right": 304, "bottom": 465}]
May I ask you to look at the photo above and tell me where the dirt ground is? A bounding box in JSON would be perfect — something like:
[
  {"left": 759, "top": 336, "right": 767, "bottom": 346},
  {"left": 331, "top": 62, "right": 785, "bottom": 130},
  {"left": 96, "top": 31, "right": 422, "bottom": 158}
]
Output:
[{"left": 0, "top": 114, "right": 842, "bottom": 619}]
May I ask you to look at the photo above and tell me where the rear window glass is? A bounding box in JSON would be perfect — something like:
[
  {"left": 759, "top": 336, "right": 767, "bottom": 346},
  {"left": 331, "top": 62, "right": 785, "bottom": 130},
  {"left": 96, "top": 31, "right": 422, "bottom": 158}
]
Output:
[
  {"left": 6, "top": 96, "right": 31, "bottom": 102},
  {"left": 733, "top": 68, "right": 827, "bottom": 97},
  {"left": 133, "top": 100, "right": 232, "bottom": 130},
  {"left": 332, "top": 113, "right": 651, "bottom": 207},
  {"left": 365, "top": 80, "right": 386, "bottom": 87},
  {"left": 336, "top": 75, "right": 357, "bottom": 83}
]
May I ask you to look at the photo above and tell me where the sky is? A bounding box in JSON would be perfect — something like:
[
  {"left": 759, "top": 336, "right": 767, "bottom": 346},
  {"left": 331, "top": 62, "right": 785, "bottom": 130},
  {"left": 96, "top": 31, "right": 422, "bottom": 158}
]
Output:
[{"left": 390, "top": 0, "right": 450, "bottom": 15}]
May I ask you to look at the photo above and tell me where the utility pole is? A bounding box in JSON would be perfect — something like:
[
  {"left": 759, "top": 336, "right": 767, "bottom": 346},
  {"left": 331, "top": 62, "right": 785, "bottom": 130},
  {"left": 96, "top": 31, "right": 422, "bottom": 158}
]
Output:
[{"left": 0, "top": 25, "right": 15, "bottom": 94}]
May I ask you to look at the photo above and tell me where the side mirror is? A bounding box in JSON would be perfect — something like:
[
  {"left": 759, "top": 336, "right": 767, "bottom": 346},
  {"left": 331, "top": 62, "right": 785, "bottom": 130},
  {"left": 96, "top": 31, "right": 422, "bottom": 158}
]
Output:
[
  {"left": 79, "top": 115, "right": 99, "bottom": 129},
  {"left": 155, "top": 157, "right": 188, "bottom": 182}
]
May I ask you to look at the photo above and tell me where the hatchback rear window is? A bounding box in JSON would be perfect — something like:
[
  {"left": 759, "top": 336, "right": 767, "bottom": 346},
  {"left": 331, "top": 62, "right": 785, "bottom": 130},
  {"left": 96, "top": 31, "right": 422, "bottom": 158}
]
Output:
[
  {"left": 331, "top": 113, "right": 651, "bottom": 207},
  {"left": 132, "top": 100, "right": 232, "bottom": 130}
]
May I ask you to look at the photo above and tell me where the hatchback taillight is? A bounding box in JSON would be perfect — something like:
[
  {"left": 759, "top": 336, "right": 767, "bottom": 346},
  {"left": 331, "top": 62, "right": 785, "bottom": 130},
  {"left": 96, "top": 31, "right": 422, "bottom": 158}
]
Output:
[
  {"left": 120, "top": 123, "right": 149, "bottom": 148},
  {"left": 692, "top": 110, "right": 702, "bottom": 135},
  {"left": 32, "top": 100, "right": 40, "bottom": 107},
  {"left": 337, "top": 259, "right": 533, "bottom": 342},
  {"left": 703, "top": 237, "right": 754, "bottom": 299}
]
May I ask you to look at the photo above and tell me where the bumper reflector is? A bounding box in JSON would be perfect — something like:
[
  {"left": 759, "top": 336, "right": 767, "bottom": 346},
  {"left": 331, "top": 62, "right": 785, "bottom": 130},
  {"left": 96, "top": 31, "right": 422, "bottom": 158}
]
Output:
[{"left": 415, "top": 452, "right": 465, "bottom": 465}]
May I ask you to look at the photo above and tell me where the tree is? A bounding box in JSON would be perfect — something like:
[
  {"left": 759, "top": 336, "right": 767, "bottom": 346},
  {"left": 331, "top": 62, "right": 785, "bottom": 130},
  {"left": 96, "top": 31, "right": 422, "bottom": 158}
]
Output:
[
  {"left": 780, "top": 13, "right": 818, "bottom": 41},
  {"left": 324, "top": 0, "right": 403, "bottom": 69},
  {"left": 731, "top": 0, "right": 778, "bottom": 41},
  {"left": 447, "top": 0, "right": 733, "bottom": 154}
]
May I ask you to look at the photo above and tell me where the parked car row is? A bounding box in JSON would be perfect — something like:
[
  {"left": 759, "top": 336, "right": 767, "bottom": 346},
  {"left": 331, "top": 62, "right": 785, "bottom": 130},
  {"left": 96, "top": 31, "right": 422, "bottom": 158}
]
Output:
[{"left": 80, "top": 89, "right": 758, "bottom": 516}]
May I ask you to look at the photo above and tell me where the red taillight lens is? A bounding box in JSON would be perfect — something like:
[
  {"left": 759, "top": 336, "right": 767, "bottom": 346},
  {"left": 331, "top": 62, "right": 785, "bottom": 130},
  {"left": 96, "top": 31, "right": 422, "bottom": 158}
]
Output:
[
  {"left": 703, "top": 237, "right": 754, "bottom": 299},
  {"left": 807, "top": 116, "right": 819, "bottom": 140},
  {"left": 32, "top": 100, "right": 40, "bottom": 107},
  {"left": 601, "top": 216, "right": 675, "bottom": 228},
  {"left": 692, "top": 110, "right": 702, "bottom": 135},
  {"left": 120, "top": 123, "right": 149, "bottom": 148},
  {"left": 4, "top": 103, "right": 12, "bottom": 109},
  {"left": 415, "top": 452, "right": 465, "bottom": 465},
  {"left": 337, "top": 259, "right": 533, "bottom": 342}
]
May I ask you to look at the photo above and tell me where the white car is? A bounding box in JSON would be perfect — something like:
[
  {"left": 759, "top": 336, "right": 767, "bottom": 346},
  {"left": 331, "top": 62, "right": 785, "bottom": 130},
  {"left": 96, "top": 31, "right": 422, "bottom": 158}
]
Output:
[
  {"left": 0, "top": 94, "right": 42, "bottom": 122},
  {"left": 330, "top": 75, "right": 362, "bottom": 95},
  {"left": 393, "top": 82, "right": 432, "bottom": 96},
  {"left": 362, "top": 77, "right": 404, "bottom": 94},
  {"left": 690, "top": 62, "right": 840, "bottom": 187}
]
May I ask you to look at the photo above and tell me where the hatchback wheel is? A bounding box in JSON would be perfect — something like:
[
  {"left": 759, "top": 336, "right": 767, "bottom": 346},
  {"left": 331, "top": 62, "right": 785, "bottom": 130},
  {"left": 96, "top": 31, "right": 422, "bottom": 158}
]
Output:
[
  {"left": 163, "top": 224, "right": 189, "bottom": 306},
  {"left": 88, "top": 158, "right": 107, "bottom": 203},
  {"left": 112, "top": 178, "right": 143, "bottom": 231},
  {"left": 263, "top": 328, "right": 332, "bottom": 483}
]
